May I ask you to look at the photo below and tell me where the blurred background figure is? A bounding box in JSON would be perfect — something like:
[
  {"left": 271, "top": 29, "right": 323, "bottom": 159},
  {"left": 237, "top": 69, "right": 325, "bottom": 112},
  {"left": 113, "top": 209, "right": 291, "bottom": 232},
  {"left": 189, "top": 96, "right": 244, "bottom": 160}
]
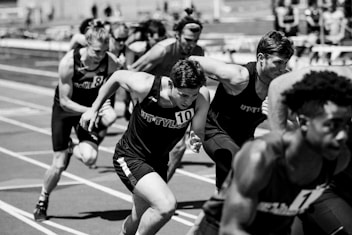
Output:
[
  {"left": 305, "top": 0, "right": 322, "bottom": 34},
  {"left": 276, "top": 0, "right": 300, "bottom": 36},
  {"left": 322, "top": 0, "right": 348, "bottom": 45},
  {"left": 126, "top": 18, "right": 168, "bottom": 63}
]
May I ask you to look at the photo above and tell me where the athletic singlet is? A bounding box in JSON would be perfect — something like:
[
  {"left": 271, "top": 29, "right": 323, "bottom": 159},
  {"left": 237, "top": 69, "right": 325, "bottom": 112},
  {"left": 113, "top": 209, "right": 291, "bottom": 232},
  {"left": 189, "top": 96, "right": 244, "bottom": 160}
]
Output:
[
  {"left": 203, "top": 132, "right": 337, "bottom": 235},
  {"left": 148, "top": 38, "right": 204, "bottom": 76},
  {"left": 205, "top": 62, "right": 266, "bottom": 145},
  {"left": 54, "top": 48, "right": 109, "bottom": 107},
  {"left": 115, "top": 76, "right": 196, "bottom": 163}
]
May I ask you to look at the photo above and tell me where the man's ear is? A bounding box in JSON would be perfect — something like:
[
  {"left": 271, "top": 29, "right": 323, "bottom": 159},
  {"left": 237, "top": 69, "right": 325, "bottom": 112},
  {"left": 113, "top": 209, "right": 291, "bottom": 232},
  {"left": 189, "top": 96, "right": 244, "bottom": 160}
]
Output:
[
  {"left": 297, "top": 114, "right": 308, "bottom": 132},
  {"left": 257, "top": 53, "right": 264, "bottom": 61}
]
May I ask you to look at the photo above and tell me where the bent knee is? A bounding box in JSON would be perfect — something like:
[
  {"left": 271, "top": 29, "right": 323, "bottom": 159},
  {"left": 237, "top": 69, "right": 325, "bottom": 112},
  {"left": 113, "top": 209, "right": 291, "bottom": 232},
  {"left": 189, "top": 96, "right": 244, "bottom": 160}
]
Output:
[
  {"left": 81, "top": 152, "right": 97, "bottom": 166},
  {"left": 155, "top": 196, "right": 177, "bottom": 218},
  {"left": 100, "top": 108, "right": 117, "bottom": 127},
  {"left": 79, "top": 144, "right": 98, "bottom": 166}
]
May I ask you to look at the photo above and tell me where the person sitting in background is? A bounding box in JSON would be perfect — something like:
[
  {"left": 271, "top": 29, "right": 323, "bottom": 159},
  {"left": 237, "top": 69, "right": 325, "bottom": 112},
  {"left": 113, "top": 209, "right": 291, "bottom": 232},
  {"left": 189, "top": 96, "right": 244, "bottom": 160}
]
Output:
[{"left": 276, "top": 0, "right": 300, "bottom": 36}]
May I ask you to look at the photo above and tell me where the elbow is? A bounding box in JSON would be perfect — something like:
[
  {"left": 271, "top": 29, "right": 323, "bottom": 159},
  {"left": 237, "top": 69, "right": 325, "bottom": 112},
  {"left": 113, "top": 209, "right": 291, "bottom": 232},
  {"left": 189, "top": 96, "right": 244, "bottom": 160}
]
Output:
[{"left": 59, "top": 98, "right": 71, "bottom": 112}]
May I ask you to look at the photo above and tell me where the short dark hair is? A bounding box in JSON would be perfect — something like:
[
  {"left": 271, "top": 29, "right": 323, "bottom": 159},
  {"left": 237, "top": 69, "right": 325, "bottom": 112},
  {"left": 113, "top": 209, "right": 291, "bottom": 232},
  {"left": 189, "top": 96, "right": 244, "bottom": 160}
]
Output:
[
  {"left": 283, "top": 71, "right": 352, "bottom": 117},
  {"left": 173, "top": 8, "right": 203, "bottom": 34},
  {"left": 170, "top": 59, "right": 206, "bottom": 89},
  {"left": 256, "top": 30, "right": 294, "bottom": 60}
]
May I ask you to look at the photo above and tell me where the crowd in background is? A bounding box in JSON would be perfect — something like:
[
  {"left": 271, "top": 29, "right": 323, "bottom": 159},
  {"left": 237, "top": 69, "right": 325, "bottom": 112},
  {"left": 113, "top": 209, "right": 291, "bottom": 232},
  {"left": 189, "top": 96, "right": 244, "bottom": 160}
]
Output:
[{"left": 273, "top": 0, "right": 351, "bottom": 44}]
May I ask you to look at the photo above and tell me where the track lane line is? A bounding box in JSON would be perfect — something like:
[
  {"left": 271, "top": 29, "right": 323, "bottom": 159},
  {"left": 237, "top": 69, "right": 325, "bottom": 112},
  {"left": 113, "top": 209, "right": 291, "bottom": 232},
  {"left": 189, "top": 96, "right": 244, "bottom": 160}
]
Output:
[
  {"left": 0, "top": 200, "right": 58, "bottom": 235},
  {"left": 0, "top": 145, "right": 196, "bottom": 226},
  {"left": 0, "top": 199, "right": 89, "bottom": 235}
]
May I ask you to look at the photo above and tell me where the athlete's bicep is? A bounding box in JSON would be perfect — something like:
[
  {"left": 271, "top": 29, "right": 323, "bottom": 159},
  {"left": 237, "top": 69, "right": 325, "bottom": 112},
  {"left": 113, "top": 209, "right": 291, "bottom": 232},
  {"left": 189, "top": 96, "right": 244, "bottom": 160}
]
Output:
[
  {"left": 220, "top": 174, "right": 257, "bottom": 235},
  {"left": 190, "top": 87, "right": 210, "bottom": 141},
  {"left": 130, "top": 46, "right": 165, "bottom": 72},
  {"left": 58, "top": 54, "right": 74, "bottom": 101},
  {"left": 221, "top": 140, "right": 271, "bottom": 233},
  {"left": 111, "top": 71, "right": 153, "bottom": 102}
]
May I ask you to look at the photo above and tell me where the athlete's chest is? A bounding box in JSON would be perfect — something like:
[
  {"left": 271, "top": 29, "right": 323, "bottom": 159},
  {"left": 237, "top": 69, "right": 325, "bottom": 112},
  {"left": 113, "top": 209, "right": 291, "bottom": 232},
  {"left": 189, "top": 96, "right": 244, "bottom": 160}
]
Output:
[{"left": 138, "top": 102, "right": 194, "bottom": 129}]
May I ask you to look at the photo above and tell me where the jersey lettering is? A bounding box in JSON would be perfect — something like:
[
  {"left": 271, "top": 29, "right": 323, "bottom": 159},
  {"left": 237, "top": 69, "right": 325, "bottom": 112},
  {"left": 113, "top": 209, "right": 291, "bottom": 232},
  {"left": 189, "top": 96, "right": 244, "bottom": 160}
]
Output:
[
  {"left": 140, "top": 109, "right": 190, "bottom": 129},
  {"left": 257, "top": 184, "right": 328, "bottom": 216}
]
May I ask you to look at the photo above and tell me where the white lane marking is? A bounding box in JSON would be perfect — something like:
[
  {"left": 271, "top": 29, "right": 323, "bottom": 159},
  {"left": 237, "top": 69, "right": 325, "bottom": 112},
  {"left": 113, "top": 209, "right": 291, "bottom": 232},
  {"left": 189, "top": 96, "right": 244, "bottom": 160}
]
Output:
[
  {"left": 16, "top": 150, "right": 53, "bottom": 156},
  {"left": 0, "top": 95, "right": 51, "bottom": 111},
  {"left": 176, "top": 169, "right": 215, "bottom": 184},
  {"left": 176, "top": 211, "right": 198, "bottom": 220},
  {"left": 0, "top": 64, "right": 58, "bottom": 78},
  {"left": 0, "top": 181, "right": 82, "bottom": 191},
  {"left": 0, "top": 78, "right": 268, "bottom": 183},
  {"left": 0, "top": 112, "right": 214, "bottom": 184},
  {"left": 0, "top": 107, "right": 44, "bottom": 116},
  {"left": 0, "top": 199, "right": 89, "bottom": 235},
  {"left": 0, "top": 146, "right": 195, "bottom": 226},
  {"left": 35, "top": 61, "right": 59, "bottom": 67},
  {"left": 0, "top": 200, "right": 58, "bottom": 235}
]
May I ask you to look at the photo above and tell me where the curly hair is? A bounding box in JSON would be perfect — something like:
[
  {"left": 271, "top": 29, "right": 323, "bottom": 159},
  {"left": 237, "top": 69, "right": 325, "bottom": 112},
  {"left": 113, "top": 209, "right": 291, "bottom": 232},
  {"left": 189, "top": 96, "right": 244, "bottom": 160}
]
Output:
[
  {"left": 169, "top": 59, "right": 206, "bottom": 89},
  {"left": 282, "top": 71, "right": 352, "bottom": 117}
]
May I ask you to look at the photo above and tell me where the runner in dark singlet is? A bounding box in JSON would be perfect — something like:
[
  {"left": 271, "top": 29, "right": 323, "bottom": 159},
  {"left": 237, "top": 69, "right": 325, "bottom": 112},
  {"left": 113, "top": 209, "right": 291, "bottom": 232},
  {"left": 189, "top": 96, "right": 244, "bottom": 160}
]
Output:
[
  {"left": 80, "top": 59, "right": 210, "bottom": 235},
  {"left": 33, "top": 19, "right": 123, "bottom": 222},
  {"left": 129, "top": 9, "right": 205, "bottom": 181},
  {"left": 190, "top": 30, "right": 294, "bottom": 191},
  {"left": 268, "top": 65, "right": 352, "bottom": 235},
  {"left": 187, "top": 71, "right": 352, "bottom": 235}
]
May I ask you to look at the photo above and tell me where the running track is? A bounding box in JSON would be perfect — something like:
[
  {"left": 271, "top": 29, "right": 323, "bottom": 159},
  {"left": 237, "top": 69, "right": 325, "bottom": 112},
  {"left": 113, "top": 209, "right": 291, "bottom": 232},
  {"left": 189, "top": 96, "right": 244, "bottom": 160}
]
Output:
[{"left": 0, "top": 54, "right": 268, "bottom": 235}]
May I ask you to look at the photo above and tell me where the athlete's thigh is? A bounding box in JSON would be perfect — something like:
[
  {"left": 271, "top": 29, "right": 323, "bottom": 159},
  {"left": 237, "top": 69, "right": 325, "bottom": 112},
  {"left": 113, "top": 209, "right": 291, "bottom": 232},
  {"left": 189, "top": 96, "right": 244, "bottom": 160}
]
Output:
[
  {"left": 78, "top": 141, "right": 98, "bottom": 159},
  {"left": 133, "top": 172, "right": 175, "bottom": 207},
  {"left": 51, "top": 104, "right": 78, "bottom": 151},
  {"left": 132, "top": 193, "right": 152, "bottom": 219},
  {"left": 99, "top": 104, "right": 117, "bottom": 127},
  {"left": 203, "top": 132, "right": 240, "bottom": 163}
]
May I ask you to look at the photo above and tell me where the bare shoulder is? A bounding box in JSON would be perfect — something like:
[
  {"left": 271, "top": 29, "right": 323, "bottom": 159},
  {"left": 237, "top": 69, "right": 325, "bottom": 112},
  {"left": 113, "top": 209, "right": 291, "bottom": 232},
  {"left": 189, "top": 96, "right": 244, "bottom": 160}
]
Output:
[
  {"left": 237, "top": 133, "right": 284, "bottom": 176},
  {"left": 234, "top": 138, "right": 275, "bottom": 194},
  {"left": 199, "top": 86, "right": 210, "bottom": 101},
  {"left": 59, "top": 50, "right": 74, "bottom": 77},
  {"left": 116, "top": 70, "right": 154, "bottom": 91}
]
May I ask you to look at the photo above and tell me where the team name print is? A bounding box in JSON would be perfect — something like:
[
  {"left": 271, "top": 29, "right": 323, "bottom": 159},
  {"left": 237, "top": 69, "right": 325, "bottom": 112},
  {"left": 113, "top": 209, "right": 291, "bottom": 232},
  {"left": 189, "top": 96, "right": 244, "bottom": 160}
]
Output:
[
  {"left": 240, "top": 104, "right": 261, "bottom": 113},
  {"left": 257, "top": 184, "right": 328, "bottom": 216},
  {"left": 140, "top": 108, "right": 194, "bottom": 129},
  {"left": 74, "top": 75, "right": 105, "bottom": 89}
]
